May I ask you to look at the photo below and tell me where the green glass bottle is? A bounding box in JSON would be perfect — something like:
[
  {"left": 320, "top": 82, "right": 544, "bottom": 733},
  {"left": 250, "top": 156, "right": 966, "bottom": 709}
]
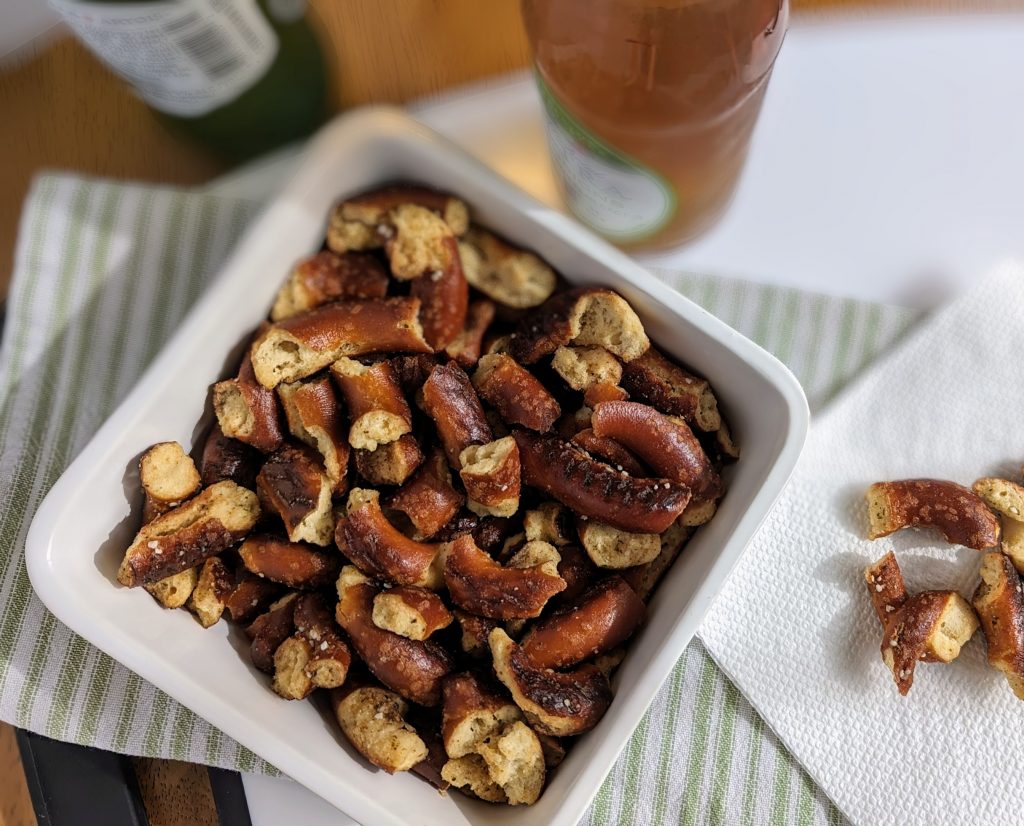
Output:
[{"left": 49, "top": 0, "right": 328, "bottom": 161}]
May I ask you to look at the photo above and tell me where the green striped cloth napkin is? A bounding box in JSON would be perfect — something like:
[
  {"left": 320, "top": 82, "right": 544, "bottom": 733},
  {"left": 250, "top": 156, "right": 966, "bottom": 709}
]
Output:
[{"left": 1, "top": 173, "right": 920, "bottom": 823}]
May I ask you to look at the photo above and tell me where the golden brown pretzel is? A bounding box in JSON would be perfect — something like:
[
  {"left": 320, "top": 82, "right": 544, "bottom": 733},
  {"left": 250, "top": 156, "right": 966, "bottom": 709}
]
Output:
[
  {"left": 255, "top": 443, "right": 334, "bottom": 546},
  {"left": 459, "top": 437, "right": 522, "bottom": 518},
  {"left": 387, "top": 448, "right": 464, "bottom": 539},
  {"left": 507, "top": 287, "right": 649, "bottom": 364},
  {"left": 489, "top": 629, "right": 612, "bottom": 736},
  {"left": 409, "top": 233, "right": 468, "bottom": 350},
  {"left": 866, "top": 479, "right": 1001, "bottom": 550},
  {"left": 330, "top": 358, "right": 413, "bottom": 451},
  {"left": 519, "top": 576, "right": 645, "bottom": 669},
  {"left": 336, "top": 489, "right": 444, "bottom": 588},
  {"left": 237, "top": 534, "right": 339, "bottom": 590},
  {"left": 250, "top": 298, "right": 432, "bottom": 389},
  {"left": 591, "top": 400, "right": 722, "bottom": 501},
  {"left": 187, "top": 557, "right": 233, "bottom": 628},
  {"left": 277, "top": 375, "right": 350, "bottom": 495},
  {"left": 117, "top": 480, "right": 260, "bottom": 587},
  {"left": 213, "top": 349, "right": 285, "bottom": 452},
  {"left": 583, "top": 382, "right": 629, "bottom": 408},
  {"left": 551, "top": 345, "right": 623, "bottom": 392},
  {"left": 139, "top": 441, "right": 201, "bottom": 523},
  {"left": 513, "top": 430, "right": 690, "bottom": 534},
  {"left": 442, "top": 535, "right": 565, "bottom": 620},
  {"left": 973, "top": 551, "right": 1024, "bottom": 699},
  {"left": 864, "top": 552, "right": 979, "bottom": 695},
  {"left": 472, "top": 354, "right": 561, "bottom": 432},
  {"left": 223, "top": 570, "right": 281, "bottom": 624},
  {"left": 246, "top": 592, "right": 298, "bottom": 674},
  {"left": 353, "top": 434, "right": 425, "bottom": 487},
  {"left": 270, "top": 250, "right": 389, "bottom": 322},
  {"left": 327, "top": 186, "right": 469, "bottom": 254},
  {"left": 292, "top": 592, "right": 351, "bottom": 689},
  {"left": 144, "top": 569, "right": 198, "bottom": 609},
  {"left": 335, "top": 567, "right": 454, "bottom": 706},
  {"left": 331, "top": 683, "right": 429, "bottom": 774},
  {"left": 457, "top": 227, "right": 556, "bottom": 309},
  {"left": 620, "top": 345, "right": 721, "bottom": 432},
  {"left": 420, "top": 361, "right": 492, "bottom": 468},
  {"left": 445, "top": 299, "right": 496, "bottom": 368},
  {"left": 372, "top": 585, "right": 453, "bottom": 641},
  {"left": 570, "top": 428, "right": 648, "bottom": 478}
]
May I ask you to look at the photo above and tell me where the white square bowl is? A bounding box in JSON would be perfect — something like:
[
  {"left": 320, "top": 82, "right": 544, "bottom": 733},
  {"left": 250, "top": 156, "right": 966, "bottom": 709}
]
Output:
[{"left": 25, "top": 107, "right": 808, "bottom": 826}]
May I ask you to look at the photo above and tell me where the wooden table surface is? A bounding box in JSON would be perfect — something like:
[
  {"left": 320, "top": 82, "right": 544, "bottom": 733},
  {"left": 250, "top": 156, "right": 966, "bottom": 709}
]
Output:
[{"left": 0, "top": 1, "right": 1004, "bottom": 824}]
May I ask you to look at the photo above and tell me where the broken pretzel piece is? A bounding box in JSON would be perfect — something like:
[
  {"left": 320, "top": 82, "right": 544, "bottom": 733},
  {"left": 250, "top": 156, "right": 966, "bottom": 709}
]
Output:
[
  {"left": 551, "top": 345, "right": 623, "bottom": 393},
  {"left": 972, "top": 551, "right": 1024, "bottom": 700},
  {"left": 866, "top": 479, "right": 1000, "bottom": 550},
  {"left": 256, "top": 444, "right": 334, "bottom": 546},
  {"left": 420, "top": 361, "right": 492, "bottom": 469},
  {"left": 973, "top": 478, "right": 1024, "bottom": 573},
  {"left": 293, "top": 592, "right": 351, "bottom": 690},
  {"left": 213, "top": 349, "right": 285, "bottom": 453},
  {"left": 372, "top": 585, "right": 453, "bottom": 640},
  {"left": 444, "top": 299, "right": 496, "bottom": 368},
  {"left": 250, "top": 298, "right": 431, "bottom": 389},
  {"left": 198, "top": 424, "right": 261, "bottom": 489},
  {"left": 353, "top": 434, "right": 424, "bottom": 487},
  {"left": 118, "top": 480, "right": 260, "bottom": 587},
  {"left": 270, "top": 250, "right": 389, "bottom": 322},
  {"left": 144, "top": 568, "right": 198, "bottom": 609},
  {"left": 330, "top": 357, "right": 412, "bottom": 451},
  {"left": 408, "top": 229, "right": 468, "bottom": 350},
  {"left": 332, "top": 682, "right": 429, "bottom": 773},
  {"left": 277, "top": 375, "right": 350, "bottom": 495},
  {"left": 457, "top": 227, "right": 556, "bottom": 309},
  {"left": 188, "top": 556, "right": 233, "bottom": 628},
  {"left": 238, "top": 534, "right": 339, "bottom": 590},
  {"left": 139, "top": 441, "right": 201, "bottom": 523},
  {"left": 620, "top": 345, "right": 721, "bottom": 433},
  {"left": 864, "top": 551, "right": 978, "bottom": 695},
  {"left": 472, "top": 354, "right": 561, "bottom": 432},
  {"left": 508, "top": 287, "right": 649, "bottom": 365},
  {"left": 246, "top": 592, "right": 299, "bottom": 674},
  {"left": 459, "top": 437, "right": 521, "bottom": 518},
  {"left": 387, "top": 448, "right": 464, "bottom": 539}
]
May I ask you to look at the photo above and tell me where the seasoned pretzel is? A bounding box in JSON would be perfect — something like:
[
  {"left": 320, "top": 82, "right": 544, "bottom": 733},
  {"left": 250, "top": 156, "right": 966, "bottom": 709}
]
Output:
[
  {"left": 336, "top": 489, "right": 444, "bottom": 588},
  {"left": 577, "top": 519, "right": 661, "bottom": 569},
  {"left": 583, "top": 382, "right": 629, "bottom": 407},
  {"left": 457, "top": 227, "right": 556, "bottom": 309},
  {"left": 866, "top": 479, "right": 1000, "bottom": 550},
  {"left": 472, "top": 354, "right": 561, "bottom": 432},
  {"left": 620, "top": 345, "right": 721, "bottom": 432},
  {"left": 489, "top": 628, "right": 612, "bottom": 736},
  {"left": 453, "top": 609, "right": 500, "bottom": 658},
  {"left": 353, "top": 434, "right": 424, "bottom": 487},
  {"left": 293, "top": 592, "right": 351, "bottom": 689},
  {"left": 387, "top": 448, "right": 464, "bottom": 539},
  {"left": 513, "top": 430, "right": 690, "bottom": 534},
  {"left": 223, "top": 570, "right": 281, "bottom": 624},
  {"left": 420, "top": 361, "right": 492, "bottom": 468},
  {"left": 118, "top": 481, "right": 260, "bottom": 587},
  {"left": 620, "top": 520, "right": 694, "bottom": 601},
  {"left": 552, "top": 543, "right": 598, "bottom": 605},
  {"left": 330, "top": 358, "right": 412, "bottom": 451},
  {"left": 591, "top": 400, "right": 722, "bottom": 501},
  {"left": 188, "top": 556, "right": 233, "bottom": 628},
  {"left": 144, "top": 568, "right": 198, "bottom": 609},
  {"left": 238, "top": 534, "right": 339, "bottom": 590},
  {"left": 272, "top": 636, "right": 316, "bottom": 700},
  {"left": 551, "top": 345, "right": 623, "bottom": 392},
  {"left": 571, "top": 428, "right": 648, "bottom": 478},
  {"left": 523, "top": 503, "right": 573, "bottom": 547},
  {"left": 445, "top": 299, "right": 496, "bottom": 368},
  {"left": 372, "top": 585, "right": 453, "bottom": 640},
  {"left": 331, "top": 683, "right": 429, "bottom": 773},
  {"left": 139, "top": 441, "right": 201, "bottom": 523},
  {"left": 198, "top": 424, "right": 261, "bottom": 489},
  {"left": 864, "top": 552, "right": 979, "bottom": 695},
  {"left": 442, "top": 535, "right": 565, "bottom": 620},
  {"left": 213, "top": 349, "right": 285, "bottom": 452},
  {"left": 335, "top": 566, "right": 454, "bottom": 706},
  {"left": 508, "top": 287, "right": 649, "bottom": 364},
  {"left": 520, "top": 576, "right": 645, "bottom": 669},
  {"left": 256, "top": 444, "right": 334, "bottom": 546},
  {"left": 247, "top": 592, "right": 298, "bottom": 674},
  {"left": 459, "top": 437, "right": 521, "bottom": 518},
  {"left": 973, "top": 552, "right": 1024, "bottom": 700},
  {"left": 408, "top": 231, "right": 468, "bottom": 350},
  {"left": 277, "top": 375, "right": 350, "bottom": 495},
  {"left": 327, "top": 186, "right": 469, "bottom": 253},
  {"left": 270, "top": 250, "right": 389, "bottom": 322},
  {"left": 250, "top": 298, "right": 432, "bottom": 389}
]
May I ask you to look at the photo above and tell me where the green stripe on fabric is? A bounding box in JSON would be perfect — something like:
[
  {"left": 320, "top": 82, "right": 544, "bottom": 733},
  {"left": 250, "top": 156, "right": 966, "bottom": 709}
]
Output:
[
  {"left": 796, "top": 771, "right": 815, "bottom": 826},
  {"left": 828, "top": 802, "right": 844, "bottom": 826},
  {"left": 680, "top": 655, "right": 720, "bottom": 826},
  {"left": 773, "top": 289, "right": 804, "bottom": 368},
  {"left": 46, "top": 634, "right": 92, "bottom": 740},
  {"left": 170, "top": 703, "right": 198, "bottom": 760},
  {"left": 181, "top": 197, "right": 222, "bottom": 311},
  {"left": 205, "top": 723, "right": 224, "bottom": 766},
  {"left": 649, "top": 659, "right": 689, "bottom": 824},
  {"left": 142, "top": 192, "right": 189, "bottom": 365},
  {"left": 751, "top": 285, "right": 784, "bottom": 351},
  {"left": 740, "top": 713, "right": 766, "bottom": 825},
  {"left": 143, "top": 691, "right": 171, "bottom": 755},
  {"left": 112, "top": 672, "right": 144, "bottom": 752},
  {"left": 770, "top": 746, "right": 795, "bottom": 825},
  {"left": 75, "top": 651, "right": 115, "bottom": 744},
  {"left": 613, "top": 703, "right": 655, "bottom": 825},
  {"left": 707, "top": 676, "right": 741, "bottom": 824},
  {"left": 237, "top": 745, "right": 258, "bottom": 774}
]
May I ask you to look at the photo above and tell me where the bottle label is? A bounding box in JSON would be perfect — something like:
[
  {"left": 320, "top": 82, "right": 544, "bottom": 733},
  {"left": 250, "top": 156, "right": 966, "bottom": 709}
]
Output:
[
  {"left": 536, "top": 74, "right": 677, "bottom": 243},
  {"left": 49, "top": 0, "right": 279, "bottom": 117}
]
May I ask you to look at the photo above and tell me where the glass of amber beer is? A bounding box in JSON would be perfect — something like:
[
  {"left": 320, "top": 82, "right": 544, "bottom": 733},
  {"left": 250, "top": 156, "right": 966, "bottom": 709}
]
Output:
[{"left": 522, "top": 0, "right": 789, "bottom": 249}]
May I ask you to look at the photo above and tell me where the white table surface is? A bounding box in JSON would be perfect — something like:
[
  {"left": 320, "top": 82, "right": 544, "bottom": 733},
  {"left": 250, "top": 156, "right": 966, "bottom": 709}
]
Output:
[{"left": 218, "top": 10, "right": 1024, "bottom": 824}]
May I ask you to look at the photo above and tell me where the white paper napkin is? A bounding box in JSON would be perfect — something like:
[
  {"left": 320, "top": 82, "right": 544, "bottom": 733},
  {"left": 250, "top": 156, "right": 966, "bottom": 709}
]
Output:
[{"left": 699, "top": 261, "right": 1024, "bottom": 826}]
